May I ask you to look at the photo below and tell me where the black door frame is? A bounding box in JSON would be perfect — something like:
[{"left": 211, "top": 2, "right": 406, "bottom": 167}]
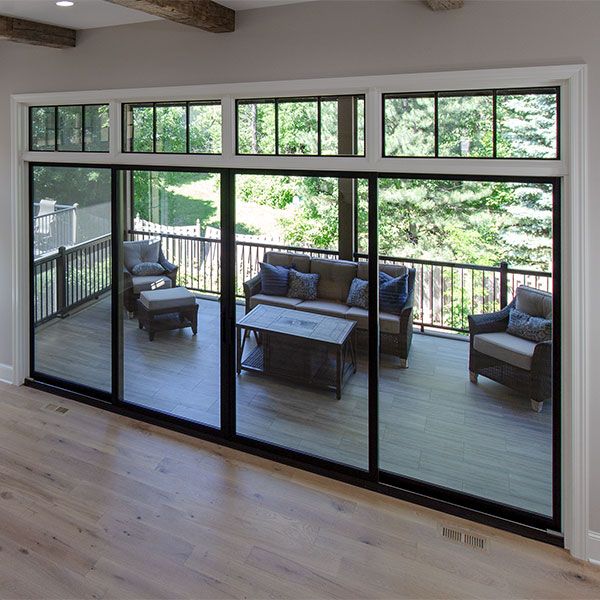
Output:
[{"left": 27, "top": 161, "right": 563, "bottom": 544}]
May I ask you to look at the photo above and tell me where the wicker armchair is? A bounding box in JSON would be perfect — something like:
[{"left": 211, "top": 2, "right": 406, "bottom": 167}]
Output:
[
  {"left": 123, "top": 239, "right": 178, "bottom": 314},
  {"left": 468, "top": 286, "right": 552, "bottom": 412}
]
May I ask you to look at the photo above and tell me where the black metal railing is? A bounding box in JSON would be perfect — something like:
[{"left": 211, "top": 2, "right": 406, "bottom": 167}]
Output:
[
  {"left": 34, "top": 229, "right": 552, "bottom": 335},
  {"left": 33, "top": 234, "right": 111, "bottom": 325}
]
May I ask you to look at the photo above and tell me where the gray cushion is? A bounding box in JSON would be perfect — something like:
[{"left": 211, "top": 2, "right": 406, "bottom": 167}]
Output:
[
  {"left": 140, "top": 286, "right": 195, "bottom": 311},
  {"left": 249, "top": 293, "right": 304, "bottom": 310},
  {"left": 473, "top": 332, "right": 538, "bottom": 371},
  {"left": 295, "top": 299, "right": 350, "bottom": 318},
  {"left": 265, "top": 251, "right": 311, "bottom": 273},
  {"left": 346, "top": 278, "right": 369, "bottom": 309},
  {"left": 515, "top": 286, "right": 552, "bottom": 320},
  {"left": 287, "top": 269, "right": 319, "bottom": 300},
  {"left": 310, "top": 258, "right": 357, "bottom": 302},
  {"left": 132, "top": 275, "right": 172, "bottom": 294},
  {"left": 131, "top": 262, "right": 166, "bottom": 276},
  {"left": 124, "top": 239, "right": 161, "bottom": 273},
  {"left": 345, "top": 307, "right": 400, "bottom": 334}
]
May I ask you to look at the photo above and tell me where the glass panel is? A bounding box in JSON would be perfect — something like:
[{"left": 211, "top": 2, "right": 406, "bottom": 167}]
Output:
[
  {"left": 129, "top": 104, "right": 154, "bottom": 153},
  {"left": 237, "top": 101, "right": 276, "bottom": 154},
  {"left": 32, "top": 165, "right": 112, "bottom": 391},
  {"left": 120, "top": 170, "right": 221, "bottom": 428},
  {"left": 378, "top": 176, "right": 555, "bottom": 516},
  {"left": 30, "top": 107, "right": 56, "bottom": 151},
  {"left": 155, "top": 104, "right": 187, "bottom": 153},
  {"left": 384, "top": 96, "right": 435, "bottom": 157},
  {"left": 278, "top": 99, "right": 318, "bottom": 155},
  {"left": 320, "top": 99, "right": 338, "bottom": 155},
  {"left": 189, "top": 102, "right": 222, "bottom": 154},
  {"left": 57, "top": 105, "right": 83, "bottom": 151},
  {"left": 355, "top": 97, "right": 365, "bottom": 156},
  {"left": 497, "top": 91, "right": 558, "bottom": 159},
  {"left": 84, "top": 105, "right": 110, "bottom": 152},
  {"left": 235, "top": 174, "right": 368, "bottom": 469},
  {"left": 438, "top": 94, "right": 493, "bottom": 157}
]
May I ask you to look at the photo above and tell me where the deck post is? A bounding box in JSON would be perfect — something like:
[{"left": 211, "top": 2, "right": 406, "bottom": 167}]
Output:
[
  {"left": 56, "top": 246, "right": 68, "bottom": 318},
  {"left": 500, "top": 261, "right": 509, "bottom": 308}
]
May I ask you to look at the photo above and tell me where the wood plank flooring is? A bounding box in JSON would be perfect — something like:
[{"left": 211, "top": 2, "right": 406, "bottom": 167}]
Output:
[
  {"left": 0, "top": 382, "right": 597, "bottom": 599},
  {"left": 35, "top": 296, "right": 553, "bottom": 515}
]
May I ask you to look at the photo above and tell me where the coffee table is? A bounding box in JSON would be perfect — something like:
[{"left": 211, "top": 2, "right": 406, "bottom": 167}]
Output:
[{"left": 236, "top": 304, "right": 357, "bottom": 399}]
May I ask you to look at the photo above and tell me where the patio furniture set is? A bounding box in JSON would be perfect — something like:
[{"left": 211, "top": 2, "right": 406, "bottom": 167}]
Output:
[{"left": 123, "top": 239, "right": 553, "bottom": 410}]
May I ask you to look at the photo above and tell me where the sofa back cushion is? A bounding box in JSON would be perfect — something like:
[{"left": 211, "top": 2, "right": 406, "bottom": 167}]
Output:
[
  {"left": 357, "top": 262, "right": 415, "bottom": 292},
  {"left": 515, "top": 285, "right": 552, "bottom": 320},
  {"left": 310, "top": 258, "right": 357, "bottom": 302},
  {"left": 124, "top": 238, "right": 161, "bottom": 273},
  {"left": 265, "top": 251, "right": 311, "bottom": 273}
]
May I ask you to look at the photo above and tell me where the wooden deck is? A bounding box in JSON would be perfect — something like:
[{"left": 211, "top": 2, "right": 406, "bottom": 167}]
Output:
[{"left": 35, "top": 296, "right": 553, "bottom": 516}]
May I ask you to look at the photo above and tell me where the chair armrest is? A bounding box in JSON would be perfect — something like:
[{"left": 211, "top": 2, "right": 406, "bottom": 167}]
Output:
[
  {"left": 532, "top": 340, "right": 552, "bottom": 372},
  {"left": 122, "top": 268, "right": 133, "bottom": 289},
  {"left": 158, "top": 249, "right": 177, "bottom": 274},
  {"left": 468, "top": 306, "right": 511, "bottom": 337}
]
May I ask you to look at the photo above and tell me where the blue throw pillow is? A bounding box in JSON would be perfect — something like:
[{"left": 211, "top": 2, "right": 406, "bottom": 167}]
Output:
[
  {"left": 379, "top": 271, "right": 409, "bottom": 315},
  {"left": 346, "top": 278, "right": 369, "bottom": 309},
  {"left": 287, "top": 269, "right": 319, "bottom": 300},
  {"left": 507, "top": 308, "right": 552, "bottom": 343},
  {"left": 259, "top": 262, "right": 290, "bottom": 296}
]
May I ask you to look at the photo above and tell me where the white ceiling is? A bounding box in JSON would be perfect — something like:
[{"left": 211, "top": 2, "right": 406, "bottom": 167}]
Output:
[{"left": 0, "top": 0, "right": 319, "bottom": 30}]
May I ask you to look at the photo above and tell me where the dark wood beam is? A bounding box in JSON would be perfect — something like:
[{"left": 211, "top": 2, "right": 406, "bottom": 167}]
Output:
[
  {"left": 0, "top": 15, "right": 76, "bottom": 48},
  {"left": 105, "top": 0, "right": 235, "bottom": 33},
  {"left": 425, "top": 0, "right": 464, "bottom": 10}
]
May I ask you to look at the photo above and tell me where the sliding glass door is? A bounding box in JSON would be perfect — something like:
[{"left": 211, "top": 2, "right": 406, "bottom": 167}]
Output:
[
  {"left": 115, "top": 168, "right": 223, "bottom": 428},
  {"left": 31, "top": 164, "right": 112, "bottom": 394}
]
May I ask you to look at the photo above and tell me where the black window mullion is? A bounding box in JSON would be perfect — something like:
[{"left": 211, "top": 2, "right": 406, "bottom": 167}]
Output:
[
  {"left": 317, "top": 97, "right": 322, "bottom": 156},
  {"left": 82, "top": 104, "right": 87, "bottom": 152},
  {"left": 152, "top": 103, "right": 157, "bottom": 154},
  {"left": 274, "top": 99, "right": 280, "bottom": 156},
  {"left": 54, "top": 106, "right": 58, "bottom": 151},
  {"left": 434, "top": 93, "right": 439, "bottom": 158},
  {"left": 492, "top": 90, "right": 498, "bottom": 158},
  {"left": 185, "top": 102, "right": 190, "bottom": 154}
]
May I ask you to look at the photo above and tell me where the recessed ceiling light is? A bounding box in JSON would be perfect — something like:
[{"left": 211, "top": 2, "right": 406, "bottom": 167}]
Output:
[{"left": 56, "top": 1, "right": 74, "bottom": 7}]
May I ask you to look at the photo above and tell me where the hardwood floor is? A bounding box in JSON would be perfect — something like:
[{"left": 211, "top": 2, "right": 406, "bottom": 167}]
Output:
[
  {"left": 0, "top": 382, "right": 597, "bottom": 599},
  {"left": 35, "top": 296, "right": 553, "bottom": 516}
]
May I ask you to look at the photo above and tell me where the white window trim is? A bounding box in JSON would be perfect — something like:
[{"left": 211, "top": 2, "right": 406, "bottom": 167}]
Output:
[{"left": 11, "top": 64, "right": 590, "bottom": 560}]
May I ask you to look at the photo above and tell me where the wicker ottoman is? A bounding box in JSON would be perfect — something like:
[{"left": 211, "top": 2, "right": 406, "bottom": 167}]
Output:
[{"left": 137, "top": 287, "right": 198, "bottom": 341}]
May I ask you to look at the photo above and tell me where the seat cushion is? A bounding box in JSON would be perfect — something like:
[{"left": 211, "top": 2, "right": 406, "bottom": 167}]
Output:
[
  {"left": 345, "top": 307, "right": 400, "bottom": 334},
  {"left": 296, "top": 299, "right": 350, "bottom": 318},
  {"left": 132, "top": 275, "right": 172, "bottom": 294},
  {"left": 310, "top": 258, "right": 357, "bottom": 302},
  {"left": 140, "top": 287, "right": 195, "bottom": 310},
  {"left": 265, "top": 251, "right": 311, "bottom": 273},
  {"left": 249, "top": 293, "right": 304, "bottom": 310},
  {"left": 124, "top": 239, "right": 161, "bottom": 273},
  {"left": 515, "top": 285, "right": 552, "bottom": 319},
  {"left": 473, "top": 332, "right": 538, "bottom": 371}
]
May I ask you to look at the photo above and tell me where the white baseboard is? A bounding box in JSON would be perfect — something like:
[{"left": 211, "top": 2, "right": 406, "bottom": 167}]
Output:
[
  {"left": 587, "top": 531, "right": 600, "bottom": 564},
  {"left": 0, "top": 363, "right": 13, "bottom": 384}
]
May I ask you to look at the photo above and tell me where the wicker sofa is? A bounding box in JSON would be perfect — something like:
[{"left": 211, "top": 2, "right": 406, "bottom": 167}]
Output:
[
  {"left": 468, "top": 286, "right": 552, "bottom": 412},
  {"left": 243, "top": 251, "right": 416, "bottom": 367}
]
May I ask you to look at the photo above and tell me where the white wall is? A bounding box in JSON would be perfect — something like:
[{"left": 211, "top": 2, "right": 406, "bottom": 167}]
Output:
[{"left": 1, "top": 0, "right": 598, "bottom": 552}]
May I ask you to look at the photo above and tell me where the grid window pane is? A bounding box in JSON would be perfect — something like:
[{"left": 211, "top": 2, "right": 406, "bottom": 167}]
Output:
[
  {"left": 237, "top": 102, "right": 276, "bottom": 154},
  {"left": 384, "top": 96, "right": 435, "bottom": 157},
  {"left": 189, "top": 102, "right": 222, "bottom": 154},
  {"left": 155, "top": 104, "right": 187, "bottom": 153},
  {"left": 84, "top": 105, "right": 110, "bottom": 152},
  {"left": 129, "top": 105, "right": 154, "bottom": 152},
  {"left": 278, "top": 100, "right": 318, "bottom": 155},
  {"left": 57, "top": 106, "right": 83, "bottom": 152},
  {"left": 438, "top": 94, "right": 493, "bottom": 157},
  {"left": 30, "top": 107, "right": 56, "bottom": 151},
  {"left": 497, "top": 91, "right": 558, "bottom": 158}
]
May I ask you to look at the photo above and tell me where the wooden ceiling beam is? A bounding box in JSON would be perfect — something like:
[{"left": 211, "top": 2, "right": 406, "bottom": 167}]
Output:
[
  {"left": 105, "top": 0, "right": 235, "bottom": 33},
  {"left": 425, "top": 0, "right": 464, "bottom": 10},
  {"left": 0, "top": 15, "right": 76, "bottom": 48}
]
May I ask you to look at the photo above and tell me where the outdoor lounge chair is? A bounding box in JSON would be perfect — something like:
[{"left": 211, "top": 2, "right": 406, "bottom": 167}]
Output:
[
  {"left": 468, "top": 285, "right": 552, "bottom": 412},
  {"left": 122, "top": 238, "right": 178, "bottom": 314}
]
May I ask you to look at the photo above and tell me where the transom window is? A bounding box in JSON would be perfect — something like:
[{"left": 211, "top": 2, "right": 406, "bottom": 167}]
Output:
[
  {"left": 383, "top": 87, "right": 559, "bottom": 159},
  {"left": 122, "top": 101, "right": 222, "bottom": 154},
  {"left": 236, "top": 94, "right": 365, "bottom": 156},
  {"left": 29, "top": 104, "right": 110, "bottom": 152}
]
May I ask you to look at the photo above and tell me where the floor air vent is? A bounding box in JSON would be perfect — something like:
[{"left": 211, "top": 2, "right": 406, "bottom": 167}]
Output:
[
  {"left": 440, "top": 525, "right": 488, "bottom": 551},
  {"left": 45, "top": 403, "right": 69, "bottom": 414}
]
